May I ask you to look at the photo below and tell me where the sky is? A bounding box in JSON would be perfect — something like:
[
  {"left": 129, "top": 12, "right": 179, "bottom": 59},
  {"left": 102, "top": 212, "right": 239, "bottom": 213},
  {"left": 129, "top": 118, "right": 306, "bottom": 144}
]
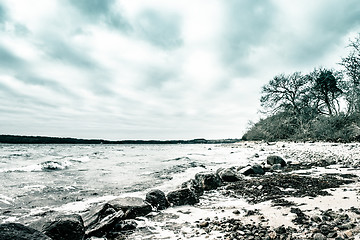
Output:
[{"left": 0, "top": 0, "right": 360, "bottom": 140}]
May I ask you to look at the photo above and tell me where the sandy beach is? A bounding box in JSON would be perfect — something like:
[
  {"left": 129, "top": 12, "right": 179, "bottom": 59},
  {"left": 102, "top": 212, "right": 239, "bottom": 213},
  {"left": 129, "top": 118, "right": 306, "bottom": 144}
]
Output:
[{"left": 126, "top": 141, "right": 360, "bottom": 240}]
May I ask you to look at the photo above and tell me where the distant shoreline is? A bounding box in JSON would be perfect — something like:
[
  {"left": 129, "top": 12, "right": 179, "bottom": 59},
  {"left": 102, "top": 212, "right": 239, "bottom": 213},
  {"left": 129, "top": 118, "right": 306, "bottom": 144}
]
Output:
[{"left": 0, "top": 134, "right": 241, "bottom": 144}]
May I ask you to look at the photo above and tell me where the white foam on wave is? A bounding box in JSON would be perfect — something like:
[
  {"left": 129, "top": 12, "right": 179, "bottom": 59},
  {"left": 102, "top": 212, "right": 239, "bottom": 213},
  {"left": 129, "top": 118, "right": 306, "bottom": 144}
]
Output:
[
  {"left": 54, "top": 195, "right": 118, "bottom": 213},
  {"left": 0, "top": 159, "right": 73, "bottom": 173},
  {"left": 40, "top": 160, "right": 71, "bottom": 171},
  {"left": 0, "top": 164, "right": 42, "bottom": 173},
  {"left": 0, "top": 194, "right": 14, "bottom": 205},
  {"left": 22, "top": 184, "right": 47, "bottom": 192},
  {"left": 69, "top": 156, "right": 91, "bottom": 163}
]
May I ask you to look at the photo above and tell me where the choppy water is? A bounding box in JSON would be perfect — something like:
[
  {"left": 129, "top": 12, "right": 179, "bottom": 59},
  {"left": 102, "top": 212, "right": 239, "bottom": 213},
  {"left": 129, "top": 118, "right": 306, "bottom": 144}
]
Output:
[{"left": 0, "top": 143, "right": 253, "bottom": 224}]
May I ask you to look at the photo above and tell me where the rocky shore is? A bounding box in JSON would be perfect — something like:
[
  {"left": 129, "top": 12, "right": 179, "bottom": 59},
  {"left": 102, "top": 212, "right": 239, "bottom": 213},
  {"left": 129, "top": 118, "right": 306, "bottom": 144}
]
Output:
[{"left": 1, "top": 141, "right": 359, "bottom": 240}]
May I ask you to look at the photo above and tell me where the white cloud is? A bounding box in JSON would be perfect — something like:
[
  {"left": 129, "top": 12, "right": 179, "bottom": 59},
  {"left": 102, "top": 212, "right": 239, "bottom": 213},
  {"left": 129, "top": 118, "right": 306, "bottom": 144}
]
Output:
[{"left": 0, "top": 0, "right": 359, "bottom": 139}]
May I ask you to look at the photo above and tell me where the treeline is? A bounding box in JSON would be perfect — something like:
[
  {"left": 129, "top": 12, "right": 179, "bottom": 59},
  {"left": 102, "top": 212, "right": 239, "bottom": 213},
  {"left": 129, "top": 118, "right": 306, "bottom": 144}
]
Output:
[
  {"left": 0, "top": 135, "right": 241, "bottom": 144},
  {"left": 243, "top": 34, "right": 360, "bottom": 142}
]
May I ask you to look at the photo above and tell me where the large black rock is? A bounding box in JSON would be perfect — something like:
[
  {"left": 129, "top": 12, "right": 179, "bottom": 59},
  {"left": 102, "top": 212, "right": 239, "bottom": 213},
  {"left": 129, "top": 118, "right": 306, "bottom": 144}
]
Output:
[
  {"left": 83, "top": 203, "right": 125, "bottom": 238},
  {"left": 0, "top": 223, "right": 51, "bottom": 240},
  {"left": 240, "top": 164, "right": 265, "bottom": 176},
  {"left": 218, "top": 168, "right": 241, "bottom": 182},
  {"left": 145, "top": 189, "right": 169, "bottom": 210},
  {"left": 181, "top": 178, "right": 204, "bottom": 197},
  {"left": 85, "top": 210, "right": 124, "bottom": 238},
  {"left": 167, "top": 188, "right": 199, "bottom": 206},
  {"left": 42, "top": 214, "right": 85, "bottom": 240},
  {"left": 108, "top": 197, "right": 152, "bottom": 219},
  {"left": 267, "top": 155, "right": 287, "bottom": 167},
  {"left": 195, "top": 171, "right": 222, "bottom": 190}
]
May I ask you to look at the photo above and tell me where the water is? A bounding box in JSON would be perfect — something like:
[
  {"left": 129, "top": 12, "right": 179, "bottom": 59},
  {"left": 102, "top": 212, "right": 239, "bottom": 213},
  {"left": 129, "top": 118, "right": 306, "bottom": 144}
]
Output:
[{"left": 0, "top": 143, "right": 252, "bottom": 224}]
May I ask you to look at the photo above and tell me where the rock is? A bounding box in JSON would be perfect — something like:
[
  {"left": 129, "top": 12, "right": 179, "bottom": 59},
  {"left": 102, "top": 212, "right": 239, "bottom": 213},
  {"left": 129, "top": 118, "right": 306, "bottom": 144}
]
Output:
[
  {"left": 85, "top": 210, "right": 124, "bottom": 238},
  {"left": 0, "top": 223, "right": 52, "bottom": 240},
  {"left": 167, "top": 188, "right": 199, "bottom": 206},
  {"left": 108, "top": 197, "right": 152, "bottom": 219},
  {"left": 181, "top": 178, "right": 204, "bottom": 197},
  {"left": 327, "top": 231, "right": 338, "bottom": 238},
  {"left": 232, "top": 210, "right": 240, "bottom": 215},
  {"left": 195, "top": 171, "right": 222, "bottom": 190},
  {"left": 82, "top": 203, "right": 127, "bottom": 238},
  {"left": 42, "top": 214, "right": 85, "bottom": 240},
  {"left": 218, "top": 168, "right": 241, "bottom": 182},
  {"left": 240, "top": 164, "right": 265, "bottom": 176},
  {"left": 268, "top": 231, "right": 276, "bottom": 239},
  {"left": 275, "top": 225, "right": 286, "bottom": 234},
  {"left": 199, "top": 221, "right": 209, "bottom": 228},
  {"left": 311, "top": 215, "right": 322, "bottom": 223},
  {"left": 271, "top": 163, "right": 283, "bottom": 171},
  {"left": 113, "top": 220, "right": 137, "bottom": 231},
  {"left": 313, "top": 232, "right": 326, "bottom": 240},
  {"left": 83, "top": 204, "right": 117, "bottom": 230},
  {"left": 145, "top": 189, "right": 169, "bottom": 210},
  {"left": 319, "top": 224, "right": 331, "bottom": 234},
  {"left": 267, "top": 155, "right": 287, "bottom": 167},
  {"left": 343, "top": 230, "right": 353, "bottom": 238}
]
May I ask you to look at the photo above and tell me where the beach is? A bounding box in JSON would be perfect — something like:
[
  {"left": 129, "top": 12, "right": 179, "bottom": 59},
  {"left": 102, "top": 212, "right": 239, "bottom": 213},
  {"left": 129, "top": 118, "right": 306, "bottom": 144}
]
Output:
[
  {"left": 1, "top": 141, "right": 360, "bottom": 239},
  {"left": 127, "top": 141, "right": 360, "bottom": 239}
]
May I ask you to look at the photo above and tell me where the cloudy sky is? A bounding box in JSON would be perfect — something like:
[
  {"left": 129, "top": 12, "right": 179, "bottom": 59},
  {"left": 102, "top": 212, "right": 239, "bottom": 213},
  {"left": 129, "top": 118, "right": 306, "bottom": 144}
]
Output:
[{"left": 0, "top": 0, "right": 360, "bottom": 140}]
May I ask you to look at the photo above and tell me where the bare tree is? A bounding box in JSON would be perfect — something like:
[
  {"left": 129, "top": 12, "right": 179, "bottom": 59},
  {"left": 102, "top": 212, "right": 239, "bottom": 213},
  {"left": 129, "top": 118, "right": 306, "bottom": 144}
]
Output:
[
  {"left": 260, "top": 72, "right": 309, "bottom": 115},
  {"left": 341, "top": 34, "right": 360, "bottom": 113}
]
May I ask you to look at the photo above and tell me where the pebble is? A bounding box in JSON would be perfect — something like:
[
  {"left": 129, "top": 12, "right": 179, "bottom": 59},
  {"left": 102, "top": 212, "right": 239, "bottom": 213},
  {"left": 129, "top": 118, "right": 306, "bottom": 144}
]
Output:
[
  {"left": 232, "top": 210, "right": 240, "bottom": 215},
  {"left": 313, "top": 232, "right": 326, "bottom": 240},
  {"left": 199, "top": 221, "right": 209, "bottom": 228}
]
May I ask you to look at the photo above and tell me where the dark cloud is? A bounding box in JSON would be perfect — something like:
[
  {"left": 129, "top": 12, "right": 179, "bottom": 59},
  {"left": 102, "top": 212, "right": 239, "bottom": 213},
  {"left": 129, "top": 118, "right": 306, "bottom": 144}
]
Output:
[
  {"left": 16, "top": 74, "right": 76, "bottom": 97},
  {"left": 0, "top": 46, "right": 24, "bottom": 69},
  {"left": 0, "top": 4, "right": 6, "bottom": 23},
  {"left": 316, "top": 0, "right": 360, "bottom": 35},
  {"left": 0, "top": 81, "right": 57, "bottom": 110},
  {"left": 144, "top": 67, "right": 177, "bottom": 89},
  {"left": 136, "top": 9, "right": 183, "bottom": 49},
  {"left": 280, "top": 1, "right": 360, "bottom": 66},
  {"left": 68, "top": 0, "right": 132, "bottom": 32},
  {"left": 220, "top": 1, "right": 276, "bottom": 75},
  {"left": 70, "top": 0, "right": 114, "bottom": 17},
  {"left": 105, "top": 12, "right": 132, "bottom": 32},
  {"left": 0, "top": 4, "right": 29, "bottom": 36},
  {"left": 13, "top": 23, "right": 30, "bottom": 36},
  {"left": 41, "top": 37, "right": 96, "bottom": 68}
]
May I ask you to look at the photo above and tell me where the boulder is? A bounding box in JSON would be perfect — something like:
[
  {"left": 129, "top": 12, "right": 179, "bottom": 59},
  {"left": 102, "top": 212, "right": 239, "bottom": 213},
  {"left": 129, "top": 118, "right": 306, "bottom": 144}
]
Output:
[
  {"left": 145, "top": 189, "right": 169, "bottom": 210},
  {"left": 108, "top": 197, "right": 152, "bottom": 219},
  {"left": 181, "top": 178, "right": 204, "bottom": 197},
  {"left": 267, "top": 155, "right": 287, "bottom": 167},
  {"left": 240, "top": 164, "right": 265, "bottom": 176},
  {"left": 167, "top": 188, "right": 199, "bottom": 206},
  {"left": 0, "top": 223, "right": 51, "bottom": 240},
  {"left": 218, "top": 168, "right": 241, "bottom": 182},
  {"left": 42, "top": 214, "right": 85, "bottom": 240},
  {"left": 195, "top": 171, "right": 222, "bottom": 190},
  {"left": 83, "top": 203, "right": 117, "bottom": 230},
  {"left": 85, "top": 210, "right": 124, "bottom": 238}
]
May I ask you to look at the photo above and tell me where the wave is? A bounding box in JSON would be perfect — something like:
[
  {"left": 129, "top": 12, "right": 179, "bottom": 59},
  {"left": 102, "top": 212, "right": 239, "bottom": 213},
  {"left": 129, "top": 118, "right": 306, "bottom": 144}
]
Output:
[
  {"left": 0, "top": 160, "right": 72, "bottom": 173},
  {"left": 0, "top": 194, "right": 13, "bottom": 205},
  {"left": 69, "top": 156, "right": 90, "bottom": 163},
  {"left": 162, "top": 156, "right": 191, "bottom": 162},
  {"left": 40, "top": 160, "right": 70, "bottom": 171}
]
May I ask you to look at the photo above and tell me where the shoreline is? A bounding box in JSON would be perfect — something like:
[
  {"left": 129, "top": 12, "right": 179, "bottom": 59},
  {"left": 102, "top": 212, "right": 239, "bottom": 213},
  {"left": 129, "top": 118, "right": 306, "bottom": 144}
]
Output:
[
  {"left": 1, "top": 141, "right": 360, "bottom": 239},
  {"left": 128, "top": 141, "right": 360, "bottom": 239}
]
